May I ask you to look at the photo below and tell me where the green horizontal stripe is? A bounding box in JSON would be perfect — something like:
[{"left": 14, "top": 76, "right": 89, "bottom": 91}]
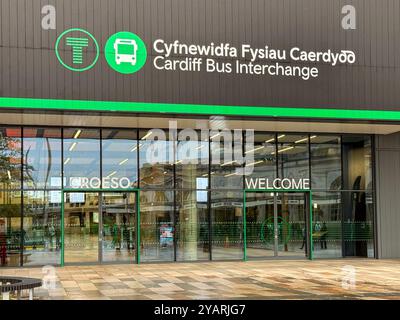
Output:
[{"left": 1, "top": 97, "right": 400, "bottom": 121}]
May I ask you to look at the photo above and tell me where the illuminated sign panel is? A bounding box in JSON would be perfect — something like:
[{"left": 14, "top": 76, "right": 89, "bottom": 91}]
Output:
[{"left": 0, "top": 0, "right": 399, "bottom": 120}]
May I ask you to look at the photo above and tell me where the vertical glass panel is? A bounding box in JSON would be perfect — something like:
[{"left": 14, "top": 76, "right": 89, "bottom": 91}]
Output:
[
  {"left": 277, "top": 193, "right": 307, "bottom": 258},
  {"left": 277, "top": 134, "right": 309, "bottom": 180},
  {"left": 245, "top": 133, "right": 276, "bottom": 184},
  {"left": 211, "top": 131, "right": 243, "bottom": 189},
  {"left": 102, "top": 130, "right": 138, "bottom": 189},
  {"left": 23, "top": 128, "right": 62, "bottom": 189},
  {"left": 366, "top": 191, "right": 375, "bottom": 258},
  {"left": 0, "top": 191, "right": 21, "bottom": 267},
  {"left": 245, "top": 192, "right": 275, "bottom": 259},
  {"left": 139, "top": 130, "right": 174, "bottom": 188},
  {"left": 342, "top": 191, "right": 374, "bottom": 257},
  {"left": 310, "top": 136, "right": 341, "bottom": 190},
  {"left": 175, "top": 130, "right": 209, "bottom": 189},
  {"left": 342, "top": 135, "right": 372, "bottom": 191},
  {"left": 63, "top": 129, "right": 100, "bottom": 189},
  {"left": 211, "top": 191, "right": 243, "bottom": 260},
  {"left": 64, "top": 192, "right": 99, "bottom": 263},
  {"left": 101, "top": 192, "right": 136, "bottom": 263},
  {"left": 176, "top": 190, "right": 209, "bottom": 261},
  {"left": 140, "top": 190, "right": 174, "bottom": 262},
  {"left": 0, "top": 127, "right": 22, "bottom": 189},
  {"left": 312, "top": 192, "right": 342, "bottom": 258},
  {"left": 23, "top": 191, "right": 61, "bottom": 266}
]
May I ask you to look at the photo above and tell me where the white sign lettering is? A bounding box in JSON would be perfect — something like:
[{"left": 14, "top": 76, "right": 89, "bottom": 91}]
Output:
[
  {"left": 69, "top": 177, "right": 132, "bottom": 189},
  {"left": 245, "top": 178, "right": 310, "bottom": 190},
  {"left": 153, "top": 39, "right": 356, "bottom": 81}
]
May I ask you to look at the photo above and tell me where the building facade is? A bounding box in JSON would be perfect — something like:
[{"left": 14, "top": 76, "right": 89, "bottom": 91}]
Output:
[{"left": 0, "top": 0, "right": 399, "bottom": 267}]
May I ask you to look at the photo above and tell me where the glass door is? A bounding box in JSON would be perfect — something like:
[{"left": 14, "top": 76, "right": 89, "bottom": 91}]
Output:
[
  {"left": 64, "top": 192, "right": 100, "bottom": 263},
  {"left": 245, "top": 192, "right": 275, "bottom": 259},
  {"left": 63, "top": 191, "right": 137, "bottom": 264},
  {"left": 245, "top": 191, "right": 309, "bottom": 259},
  {"left": 101, "top": 192, "right": 136, "bottom": 263},
  {"left": 277, "top": 193, "right": 308, "bottom": 258}
]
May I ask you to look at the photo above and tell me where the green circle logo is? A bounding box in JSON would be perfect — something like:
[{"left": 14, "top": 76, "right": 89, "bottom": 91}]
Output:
[
  {"left": 55, "top": 28, "right": 99, "bottom": 72},
  {"left": 104, "top": 31, "right": 147, "bottom": 74}
]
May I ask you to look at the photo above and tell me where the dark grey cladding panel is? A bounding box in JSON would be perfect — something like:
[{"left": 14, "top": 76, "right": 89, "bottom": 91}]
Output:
[
  {"left": 0, "top": 0, "right": 399, "bottom": 111},
  {"left": 375, "top": 133, "right": 400, "bottom": 258}
]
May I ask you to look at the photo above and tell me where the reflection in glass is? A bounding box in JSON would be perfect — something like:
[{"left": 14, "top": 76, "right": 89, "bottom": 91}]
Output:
[
  {"left": 246, "top": 133, "right": 276, "bottom": 182},
  {"left": 277, "top": 134, "right": 309, "bottom": 180},
  {"left": 277, "top": 193, "right": 307, "bottom": 257},
  {"left": 23, "top": 191, "right": 61, "bottom": 266},
  {"left": 23, "top": 128, "right": 62, "bottom": 189},
  {"left": 176, "top": 190, "right": 209, "bottom": 261},
  {"left": 211, "top": 191, "right": 243, "bottom": 260},
  {"left": 63, "top": 129, "right": 100, "bottom": 189},
  {"left": 342, "top": 136, "right": 372, "bottom": 191},
  {"left": 0, "top": 127, "right": 21, "bottom": 189},
  {"left": 176, "top": 131, "right": 209, "bottom": 189},
  {"left": 64, "top": 192, "right": 99, "bottom": 263},
  {"left": 311, "top": 136, "right": 341, "bottom": 190},
  {"left": 312, "top": 192, "right": 342, "bottom": 258},
  {"left": 0, "top": 191, "right": 21, "bottom": 267},
  {"left": 139, "top": 130, "right": 174, "bottom": 188},
  {"left": 102, "top": 130, "right": 138, "bottom": 188},
  {"left": 102, "top": 192, "right": 136, "bottom": 263},
  {"left": 245, "top": 192, "right": 275, "bottom": 259},
  {"left": 342, "top": 191, "right": 374, "bottom": 257},
  {"left": 211, "top": 131, "right": 243, "bottom": 189},
  {"left": 140, "top": 190, "right": 174, "bottom": 262}
]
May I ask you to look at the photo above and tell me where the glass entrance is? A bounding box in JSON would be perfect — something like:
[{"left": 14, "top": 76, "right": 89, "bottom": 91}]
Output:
[
  {"left": 245, "top": 192, "right": 275, "bottom": 259},
  {"left": 63, "top": 191, "right": 137, "bottom": 264},
  {"left": 64, "top": 192, "right": 99, "bottom": 263},
  {"left": 101, "top": 192, "right": 136, "bottom": 263},
  {"left": 245, "top": 191, "right": 310, "bottom": 259},
  {"left": 276, "top": 193, "right": 308, "bottom": 258}
]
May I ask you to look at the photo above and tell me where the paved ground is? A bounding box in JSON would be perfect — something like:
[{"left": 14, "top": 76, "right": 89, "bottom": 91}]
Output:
[{"left": 1, "top": 259, "right": 400, "bottom": 300}]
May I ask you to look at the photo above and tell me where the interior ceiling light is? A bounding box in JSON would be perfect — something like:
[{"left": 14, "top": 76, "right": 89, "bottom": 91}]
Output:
[
  {"left": 69, "top": 142, "right": 77, "bottom": 151},
  {"left": 73, "top": 129, "right": 82, "bottom": 139},
  {"left": 141, "top": 131, "right": 153, "bottom": 140},
  {"left": 245, "top": 146, "right": 264, "bottom": 154}
]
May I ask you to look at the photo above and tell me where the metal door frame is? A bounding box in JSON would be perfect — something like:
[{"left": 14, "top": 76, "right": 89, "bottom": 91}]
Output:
[
  {"left": 243, "top": 189, "right": 313, "bottom": 261},
  {"left": 61, "top": 188, "right": 140, "bottom": 266}
]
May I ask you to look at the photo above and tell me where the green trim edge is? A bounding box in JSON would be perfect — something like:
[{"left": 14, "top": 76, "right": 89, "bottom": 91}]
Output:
[{"left": 1, "top": 97, "right": 400, "bottom": 121}]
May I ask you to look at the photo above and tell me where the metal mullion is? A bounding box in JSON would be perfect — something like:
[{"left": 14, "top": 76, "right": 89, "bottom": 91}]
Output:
[
  {"left": 100, "top": 129, "right": 103, "bottom": 190},
  {"left": 99, "top": 129, "right": 103, "bottom": 263},
  {"left": 241, "top": 129, "right": 246, "bottom": 260},
  {"left": 20, "top": 126, "right": 24, "bottom": 267},
  {"left": 207, "top": 132, "right": 212, "bottom": 260},
  {"left": 136, "top": 128, "right": 140, "bottom": 188},
  {"left": 273, "top": 192, "right": 278, "bottom": 257},
  {"left": 274, "top": 133, "right": 279, "bottom": 257},
  {"left": 340, "top": 135, "right": 345, "bottom": 257},
  {"left": 99, "top": 191, "right": 103, "bottom": 263},
  {"left": 308, "top": 134, "right": 312, "bottom": 258},
  {"left": 136, "top": 128, "right": 140, "bottom": 264},
  {"left": 61, "top": 128, "right": 64, "bottom": 266},
  {"left": 173, "top": 131, "right": 177, "bottom": 262},
  {"left": 371, "top": 134, "right": 378, "bottom": 259}
]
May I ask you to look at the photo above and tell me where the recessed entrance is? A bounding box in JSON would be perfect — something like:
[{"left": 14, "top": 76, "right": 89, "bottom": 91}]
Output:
[
  {"left": 244, "top": 191, "right": 312, "bottom": 259},
  {"left": 62, "top": 190, "right": 138, "bottom": 265}
]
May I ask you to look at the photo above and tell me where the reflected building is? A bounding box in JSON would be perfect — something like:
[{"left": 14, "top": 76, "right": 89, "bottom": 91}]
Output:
[{"left": 0, "top": 127, "right": 376, "bottom": 266}]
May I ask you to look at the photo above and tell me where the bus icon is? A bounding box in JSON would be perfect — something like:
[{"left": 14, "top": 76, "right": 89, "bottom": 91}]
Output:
[{"left": 114, "top": 38, "right": 138, "bottom": 65}]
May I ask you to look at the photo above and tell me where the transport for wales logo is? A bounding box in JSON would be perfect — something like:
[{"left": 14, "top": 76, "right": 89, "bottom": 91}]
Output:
[{"left": 55, "top": 28, "right": 147, "bottom": 74}]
